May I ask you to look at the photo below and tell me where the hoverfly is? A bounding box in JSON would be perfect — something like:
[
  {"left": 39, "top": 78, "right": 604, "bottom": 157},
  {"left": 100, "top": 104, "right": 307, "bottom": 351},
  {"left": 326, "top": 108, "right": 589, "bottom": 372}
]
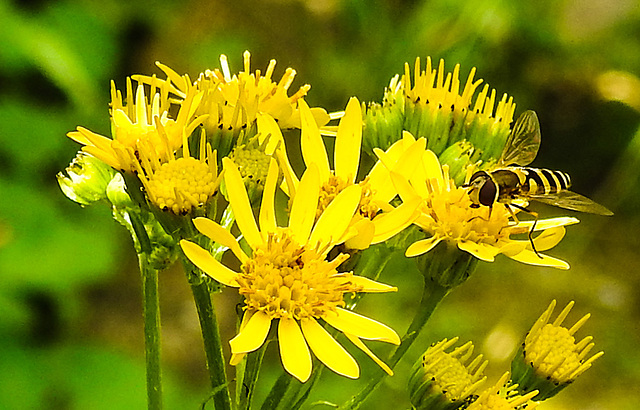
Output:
[{"left": 465, "top": 110, "right": 612, "bottom": 253}]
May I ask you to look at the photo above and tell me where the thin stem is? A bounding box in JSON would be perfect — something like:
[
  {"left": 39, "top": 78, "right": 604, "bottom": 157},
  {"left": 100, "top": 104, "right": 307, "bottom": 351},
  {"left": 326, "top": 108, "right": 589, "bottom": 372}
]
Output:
[
  {"left": 140, "top": 254, "right": 163, "bottom": 410},
  {"left": 337, "top": 279, "right": 449, "bottom": 410},
  {"left": 238, "top": 342, "right": 268, "bottom": 410},
  {"left": 188, "top": 274, "right": 233, "bottom": 410},
  {"left": 260, "top": 362, "right": 323, "bottom": 410}
]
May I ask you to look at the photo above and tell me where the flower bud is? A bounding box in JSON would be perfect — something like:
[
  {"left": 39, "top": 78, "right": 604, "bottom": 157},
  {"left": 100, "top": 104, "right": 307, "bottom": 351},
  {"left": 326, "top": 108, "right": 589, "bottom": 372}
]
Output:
[
  {"left": 57, "top": 152, "right": 115, "bottom": 206},
  {"left": 408, "top": 338, "right": 487, "bottom": 410},
  {"left": 466, "top": 372, "right": 539, "bottom": 410},
  {"left": 510, "top": 300, "right": 603, "bottom": 401}
]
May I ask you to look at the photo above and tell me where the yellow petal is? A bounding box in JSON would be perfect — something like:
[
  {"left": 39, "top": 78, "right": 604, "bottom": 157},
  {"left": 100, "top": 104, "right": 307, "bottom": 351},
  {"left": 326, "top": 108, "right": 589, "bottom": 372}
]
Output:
[
  {"left": 395, "top": 138, "right": 429, "bottom": 180},
  {"left": 278, "top": 318, "right": 312, "bottom": 382},
  {"left": 300, "top": 317, "right": 359, "bottom": 379},
  {"left": 370, "top": 138, "right": 426, "bottom": 203},
  {"left": 371, "top": 198, "right": 421, "bottom": 244},
  {"left": 349, "top": 276, "right": 397, "bottom": 293},
  {"left": 289, "top": 164, "right": 320, "bottom": 244},
  {"left": 229, "top": 311, "right": 253, "bottom": 365},
  {"left": 256, "top": 113, "right": 285, "bottom": 155},
  {"left": 323, "top": 307, "right": 400, "bottom": 345},
  {"left": 390, "top": 171, "right": 420, "bottom": 203},
  {"left": 310, "top": 184, "right": 361, "bottom": 249},
  {"left": 259, "top": 158, "right": 279, "bottom": 235},
  {"left": 344, "top": 219, "right": 375, "bottom": 250},
  {"left": 222, "top": 157, "right": 263, "bottom": 250},
  {"left": 457, "top": 240, "right": 499, "bottom": 262},
  {"left": 134, "top": 84, "right": 149, "bottom": 125},
  {"left": 421, "top": 149, "right": 443, "bottom": 183},
  {"left": 344, "top": 333, "right": 393, "bottom": 376},
  {"left": 334, "top": 97, "right": 362, "bottom": 184},
  {"left": 179, "top": 240, "right": 240, "bottom": 287},
  {"left": 155, "top": 61, "right": 188, "bottom": 95},
  {"left": 192, "top": 218, "right": 248, "bottom": 263},
  {"left": 258, "top": 113, "right": 299, "bottom": 196},
  {"left": 531, "top": 226, "right": 566, "bottom": 252},
  {"left": 406, "top": 236, "right": 442, "bottom": 257},
  {"left": 229, "top": 310, "right": 272, "bottom": 354},
  {"left": 299, "top": 99, "right": 331, "bottom": 182},
  {"left": 516, "top": 216, "right": 580, "bottom": 231},
  {"left": 508, "top": 249, "right": 570, "bottom": 270},
  {"left": 230, "top": 352, "right": 246, "bottom": 366}
]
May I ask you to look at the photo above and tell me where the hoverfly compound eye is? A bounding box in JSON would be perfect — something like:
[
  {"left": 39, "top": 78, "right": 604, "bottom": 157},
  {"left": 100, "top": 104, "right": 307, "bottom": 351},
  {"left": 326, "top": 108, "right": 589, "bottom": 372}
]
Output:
[{"left": 478, "top": 179, "right": 497, "bottom": 206}]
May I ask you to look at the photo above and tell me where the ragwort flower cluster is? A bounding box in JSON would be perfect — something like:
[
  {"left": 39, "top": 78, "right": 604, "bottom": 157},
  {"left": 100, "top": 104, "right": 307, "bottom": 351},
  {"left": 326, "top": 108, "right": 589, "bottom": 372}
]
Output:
[{"left": 58, "top": 51, "right": 607, "bottom": 410}]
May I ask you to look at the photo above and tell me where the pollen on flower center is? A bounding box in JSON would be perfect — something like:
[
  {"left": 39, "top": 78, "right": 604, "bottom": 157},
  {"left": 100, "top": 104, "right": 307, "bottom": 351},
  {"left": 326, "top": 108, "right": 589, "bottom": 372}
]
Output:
[
  {"left": 146, "top": 157, "right": 217, "bottom": 214},
  {"left": 317, "top": 175, "right": 379, "bottom": 220},
  {"left": 237, "top": 228, "right": 351, "bottom": 320},
  {"left": 424, "top": 183, "right": 512, "bottom": 245}
]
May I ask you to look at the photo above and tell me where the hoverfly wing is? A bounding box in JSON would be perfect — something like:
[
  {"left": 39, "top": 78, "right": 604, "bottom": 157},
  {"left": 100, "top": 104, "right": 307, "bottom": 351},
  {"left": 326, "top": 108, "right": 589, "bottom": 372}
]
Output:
[
  {"left": 529, "top": 190, "right": 613, "bottom": 215},
  {"left": 499, "top": 110, "right": 542, "bottom": 167}
]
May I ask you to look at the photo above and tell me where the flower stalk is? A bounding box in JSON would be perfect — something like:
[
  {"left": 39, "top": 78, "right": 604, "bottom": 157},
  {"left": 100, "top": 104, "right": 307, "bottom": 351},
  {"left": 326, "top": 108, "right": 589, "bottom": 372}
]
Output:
[
  {"left": 183, "top": 261, "right": 233, "bottom": 410},
  {"left": 140, "top": 254, "right": 163, "bottom": 410},
  {"left": 338, "top": 277, "right": 451, "bottom": 410}
]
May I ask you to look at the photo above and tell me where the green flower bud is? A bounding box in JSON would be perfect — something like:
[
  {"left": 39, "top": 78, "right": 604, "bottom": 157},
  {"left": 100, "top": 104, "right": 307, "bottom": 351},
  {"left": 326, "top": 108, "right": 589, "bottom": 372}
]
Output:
[
  {"left": 438, "top": 141, "right": 480, "bottom": 186},
  {"left": 57, "top": 152, "right": 116, "bottom": 206},
  {"left": 362, "top": 82, "right": 405, "bottom": 156}
]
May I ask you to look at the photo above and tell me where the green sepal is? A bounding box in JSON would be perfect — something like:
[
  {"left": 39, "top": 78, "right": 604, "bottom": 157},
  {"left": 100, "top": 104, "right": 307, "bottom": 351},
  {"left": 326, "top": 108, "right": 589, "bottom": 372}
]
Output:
[
  {"left": 510, "top": 344, "right": 571, "bottom": 401},
  {"left": 414, "top": 241, "right": 478, "bottom": 289}
]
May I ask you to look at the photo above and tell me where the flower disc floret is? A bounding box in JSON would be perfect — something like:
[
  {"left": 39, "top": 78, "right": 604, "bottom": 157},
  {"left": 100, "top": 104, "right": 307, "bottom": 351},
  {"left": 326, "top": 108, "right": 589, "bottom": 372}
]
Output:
[
  {"left": 238, "top": 228, "right": 351, "bottom": 320},
  {"left": 145, "top": 157, "right": 217, "bottom": 214}
]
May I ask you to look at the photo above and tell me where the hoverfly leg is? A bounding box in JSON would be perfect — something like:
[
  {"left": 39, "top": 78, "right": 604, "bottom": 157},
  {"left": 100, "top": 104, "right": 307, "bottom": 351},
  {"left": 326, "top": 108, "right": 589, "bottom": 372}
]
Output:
[
  {"left": 466, "top": 205, "right": 492, "bottom": 223},
  {"left": 508, "top": 203, "right": 542, "bottom": 259}
]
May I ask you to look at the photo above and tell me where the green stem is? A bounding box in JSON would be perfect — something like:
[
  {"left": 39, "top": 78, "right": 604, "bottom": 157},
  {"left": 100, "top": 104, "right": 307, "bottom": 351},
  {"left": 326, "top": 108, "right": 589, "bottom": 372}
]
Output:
[
  {"left": 337, "top": 279, "right": 449, "bottom": 410},
  {"left": 140, "top": 254, "right": 163, "bottom": 410},
  {"left": 260, "top": 362, "right": 323, "bottom": 410},
  {"left": 238, "top": 342, "right": 268, "bottom": 410},
  {"left": 188, "top": 275, "right": 233, "bottom": 410}
]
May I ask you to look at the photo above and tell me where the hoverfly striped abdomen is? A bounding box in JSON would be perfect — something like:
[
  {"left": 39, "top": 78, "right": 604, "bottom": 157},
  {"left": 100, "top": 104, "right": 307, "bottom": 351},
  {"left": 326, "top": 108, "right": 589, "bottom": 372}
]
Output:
[{"left": 517, "top": 167, "right": 572, "bottom": 196}]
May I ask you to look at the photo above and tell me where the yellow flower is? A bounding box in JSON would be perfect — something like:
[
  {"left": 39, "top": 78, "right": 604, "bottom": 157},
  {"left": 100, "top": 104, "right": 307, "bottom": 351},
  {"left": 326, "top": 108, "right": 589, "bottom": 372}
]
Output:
[
  {"left": 408, "top": 338, "right": 487, "bottom": 410},
  {"left": 282, "top": 97, "right": 419, "bottom": 250},
  {"left": 381, "top": 133, "right": 579, "bottom": 268},
  {"left": 134, "top": 128, "right": 221, "bottom": 215},
  {"left": 180, "top": 157, "right": 400, "bottom": 382},
  {"left": 134, "top": 52, "right": 329, "bottom": 149},
  {"left": 511, "top": 300, "right": 603, "bottom": 400},
  {"left": 467, "top": 372, "right": 539, "bottom": 410},
  {"left": 68, "top": 76, "right": 205, "bottom": 172}
]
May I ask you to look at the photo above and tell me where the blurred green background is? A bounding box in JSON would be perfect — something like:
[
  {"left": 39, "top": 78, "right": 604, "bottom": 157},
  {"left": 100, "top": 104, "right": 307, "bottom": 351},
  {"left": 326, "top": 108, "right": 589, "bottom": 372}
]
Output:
[{"left": 1, "top": 0, "right": 639, "bottom": 408}]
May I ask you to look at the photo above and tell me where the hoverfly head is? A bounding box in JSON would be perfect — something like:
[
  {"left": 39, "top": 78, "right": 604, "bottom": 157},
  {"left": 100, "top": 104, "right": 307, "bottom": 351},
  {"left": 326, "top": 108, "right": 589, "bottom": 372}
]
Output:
[{"left": 466, "top": 171, "right": 498, "bottom": 207}]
